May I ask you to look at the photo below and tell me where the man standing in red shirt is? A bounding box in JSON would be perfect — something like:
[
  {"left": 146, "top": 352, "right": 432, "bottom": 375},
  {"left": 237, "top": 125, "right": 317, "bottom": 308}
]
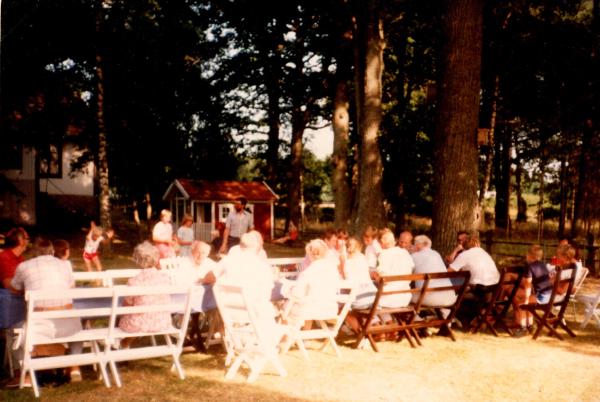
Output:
[{"left": 0, "top": 227, "right": 29, "bottom": 289}]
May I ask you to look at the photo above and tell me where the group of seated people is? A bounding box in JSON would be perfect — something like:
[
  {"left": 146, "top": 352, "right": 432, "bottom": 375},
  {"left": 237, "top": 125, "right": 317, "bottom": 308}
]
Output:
[{"left": 0, "top": 223, "right": 584, "bottom": 390}]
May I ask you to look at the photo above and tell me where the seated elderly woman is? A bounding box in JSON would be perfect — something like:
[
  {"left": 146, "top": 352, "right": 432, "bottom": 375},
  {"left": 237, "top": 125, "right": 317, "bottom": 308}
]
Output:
[
  {"left": 344, "top": 237, "right": 377, "bottom": 309},
  {"left": 375, "top": 231, "right": 415, "bottom": 308},
  {"left": 190, "top": 240, "right": 218, "bottom": 284},
  {"left": 285, "top": 239, "right": 340, "bottom": 329},
  {"left": 118, "top": 241, "right": 172, "bottom": 348},
  {"left": 343, "top": 237, "right": 377, "bottom": 333}
]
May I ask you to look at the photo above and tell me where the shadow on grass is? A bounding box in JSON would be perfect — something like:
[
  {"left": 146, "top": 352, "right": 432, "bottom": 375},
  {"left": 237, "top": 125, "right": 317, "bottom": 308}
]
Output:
[{"left": 1, "top": 353, "right": 312, "bottom": 402}]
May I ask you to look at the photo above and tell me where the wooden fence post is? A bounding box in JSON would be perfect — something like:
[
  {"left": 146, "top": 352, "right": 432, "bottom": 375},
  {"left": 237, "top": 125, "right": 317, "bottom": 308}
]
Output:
[{"left": 586, "top": 233, "right": 596, "bottom": 276}]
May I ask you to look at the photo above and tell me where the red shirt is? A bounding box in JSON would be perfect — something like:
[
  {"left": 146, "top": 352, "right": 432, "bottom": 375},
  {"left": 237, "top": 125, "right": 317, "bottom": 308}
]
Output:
[{"left": 0, "top": 249, "right": 24, "bottom": 288}]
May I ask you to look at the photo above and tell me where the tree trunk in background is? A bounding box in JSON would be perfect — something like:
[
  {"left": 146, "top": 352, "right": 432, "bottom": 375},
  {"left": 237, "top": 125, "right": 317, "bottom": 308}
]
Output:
[
  {"left": 515, "top": 159, "right": 527, "bottom": 223},
  {"left": 332, "top": 9, "right": 353, "bottom": 230},
  {"left": 537, "top": 161, "right": 545, "bottom": 242},
  {"left": 96, "top": 11, "right": 111, "bottom": 229},
  {"left": 431, "top": 0, "right": 483, "bottom": 256},
  {"left": 287, "top": 108, "right": 309, "bottom": 231},
  {"left": 494, "top": 127, "right": 511, "bottom": 232},
  {"left": 558, "top": 157, "right": 568, "bottom": 238},
  {"left": 355, "top": 0, "right": 386, "bottom": 235},
  {"left": 572, "top": 120, "right": 593, "bottom": 238},
  {"left": 479, "top": 75, "right": 499, "bottom": 206},
  {"left": 265, "top": 71, "right": 281, "bottom": 184},
  {"left": 261, "top": 31, "right": 282, "bottom": 185},
  {"left": 332, "top": 79, "right": 352, "bottom": 229},
  {"left": 350, "top": 3, "right": 366, "bottom": 227}
]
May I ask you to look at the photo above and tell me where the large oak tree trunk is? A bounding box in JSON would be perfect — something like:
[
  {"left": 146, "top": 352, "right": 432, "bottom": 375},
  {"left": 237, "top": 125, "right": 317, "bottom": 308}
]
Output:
[
  {"left": 332, "top": 79, "right": 352, "bottom": 229},
  {"left": 355, "top": 0, "right": 386, "bottom": 234},
  {"left": 287, "top": 108, "right": 309, "bottom": 231},
  {"left": 431, "top": 0, "right": 483, "bottom": 256}
]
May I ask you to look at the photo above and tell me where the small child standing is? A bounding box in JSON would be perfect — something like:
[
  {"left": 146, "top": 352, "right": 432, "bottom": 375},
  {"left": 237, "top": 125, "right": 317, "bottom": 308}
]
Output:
[{"left": 83, "top": 222, "right": 113, "bottom": 272}]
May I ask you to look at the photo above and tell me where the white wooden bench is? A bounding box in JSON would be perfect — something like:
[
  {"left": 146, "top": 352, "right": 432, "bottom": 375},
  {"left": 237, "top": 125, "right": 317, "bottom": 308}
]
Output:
[
  {"left": 18, "top": 287, "right": 115, "bottom": 397},
  {"left": 16, "top": 285, "right": 193, "bottom": 397},
  {"left": 105, "top": 285, "right": 193, "bottom": 388}
]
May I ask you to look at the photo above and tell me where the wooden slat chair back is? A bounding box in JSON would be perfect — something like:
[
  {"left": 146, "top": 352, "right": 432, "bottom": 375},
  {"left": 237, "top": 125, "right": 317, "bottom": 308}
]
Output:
[
  {"left": 520, "top": 266, "right": 577, "bottom": 340},
  {"left": 20, "top": 287, "right": 115, "bottom": 398},
  {"left": 282, "top": 280, "right": 356, "bottom": 360},
  {"left": 213, "top": 283, "right": 290, "bottom": 383},
  {"left": 470, "top": 266, "right": 523, "bottom": 336},
  {"left": 106, "top": 285, "right": 193, "bottom": 387},
  {"left": 408, "top": 271, "right": 471, "bottom": 343},
  {"left": 352, "top": 274, "right": 423, "bottom": 352}
]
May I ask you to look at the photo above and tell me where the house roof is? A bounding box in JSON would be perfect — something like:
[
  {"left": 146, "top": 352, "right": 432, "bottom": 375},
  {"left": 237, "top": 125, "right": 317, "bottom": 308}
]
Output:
[{"left": 163, "top": 179, "right": 278, "bottom": 202}]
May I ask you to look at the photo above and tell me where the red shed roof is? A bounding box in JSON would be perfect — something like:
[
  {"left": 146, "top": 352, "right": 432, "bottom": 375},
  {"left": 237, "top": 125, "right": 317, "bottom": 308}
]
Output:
[{"left": 164, "top": 179, "right": 278, "bottom": 202}]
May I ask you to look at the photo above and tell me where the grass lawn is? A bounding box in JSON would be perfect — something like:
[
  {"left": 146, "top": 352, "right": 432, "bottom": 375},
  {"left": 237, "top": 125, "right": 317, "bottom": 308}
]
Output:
[{"left": 3, "top": 300, "right": 600, "bottom": 402}]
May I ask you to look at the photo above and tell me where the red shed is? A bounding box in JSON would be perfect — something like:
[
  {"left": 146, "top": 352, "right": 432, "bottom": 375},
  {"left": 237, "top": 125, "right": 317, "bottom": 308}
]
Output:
[{"left": 162, "top": 179, "right": 278, "bottom": 242}]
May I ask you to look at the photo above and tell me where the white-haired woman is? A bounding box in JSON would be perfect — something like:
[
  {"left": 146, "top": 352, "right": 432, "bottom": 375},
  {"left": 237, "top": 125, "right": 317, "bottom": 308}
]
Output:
[
  {"left": 119, "top": 242, "right": 172, "bottom": 346},
  {"left": 376, "top": 231, "right": 414, "bottom": 308},
  {"left": 286, "top": 239, "right": 340, "bottom": 327},
  {"left": 190, "top": 240, "right": 218, "bottom": 284}
]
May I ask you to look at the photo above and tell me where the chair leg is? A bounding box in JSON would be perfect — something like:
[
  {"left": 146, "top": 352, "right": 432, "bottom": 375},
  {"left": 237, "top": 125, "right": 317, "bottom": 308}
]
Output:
[
  {"left": 557, "top": 320, "right": 576, "bottom": 338},
  {"left": 247, "top": 356, "right": 267, "bottom": 383},
  {"left": 366, "top": 334, "right": 379, "bottom": 352},
  {"left": 225, "top": 354, "right": 245, "bottom": 380},
  {"left": 109, "top": 359, "right": 122, "bottom": 388},
  {"left": 28, "top": 369, "right": 40, "bottom": 398},
  {"left": 267, "top": 351, "right": 287, "bottom": 378}
]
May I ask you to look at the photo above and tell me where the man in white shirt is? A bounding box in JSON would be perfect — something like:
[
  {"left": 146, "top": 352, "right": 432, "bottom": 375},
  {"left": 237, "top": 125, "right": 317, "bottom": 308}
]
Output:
[
  {"left": 214, "top": 231, "right": 274, "bottom": 303},
  {"left": 448, "top": 236, "right": 499, "bottom": 327},
  {"left": 219, "top": 197, "right": 254, "bottom": 254},
  {"left": 448, "top": 237, "right": 499, "bottom": 287},
  {"left": 9, "top": 239, "right": 83, "bottom": 386}
]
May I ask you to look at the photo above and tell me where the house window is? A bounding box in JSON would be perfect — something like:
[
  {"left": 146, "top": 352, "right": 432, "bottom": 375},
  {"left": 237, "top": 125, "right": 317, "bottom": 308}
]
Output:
[
  {"left": 219, "top": 204, "right": 233, "bottom": 222},
  {"left": 39, "top": 144, "right": 62, "bottom": 178},
  {"left": 0, "top": 143, "right": 22, "bottom": 170}
]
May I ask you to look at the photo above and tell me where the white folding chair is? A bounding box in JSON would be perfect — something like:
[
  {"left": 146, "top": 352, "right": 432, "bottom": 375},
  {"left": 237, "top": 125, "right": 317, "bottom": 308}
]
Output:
[
  {"left": 576, "top": 286, "right": 600, "bottom": 329},
  {"left": 283, "top": 281, "right": 356, "bottom": 360},
  {"left": 105, "top": 285, "right": 193, "bottom": 387},
  {"left": 214, "top": 282, "right": 289, "bottom": 383},
  {"left": 567, "top": 267, "right": 589, "bottom": 321}
]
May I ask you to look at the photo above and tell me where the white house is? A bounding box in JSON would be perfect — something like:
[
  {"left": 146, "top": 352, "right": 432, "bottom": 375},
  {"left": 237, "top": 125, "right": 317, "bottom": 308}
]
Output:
[{"left": 0, "top": 144, "right": 95, "bottom": 225}]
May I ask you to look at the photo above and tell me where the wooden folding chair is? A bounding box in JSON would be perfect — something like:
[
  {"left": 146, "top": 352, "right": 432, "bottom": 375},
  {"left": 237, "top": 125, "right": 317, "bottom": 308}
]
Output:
[
  {"left": 470, "top": 267, "right": 523, "bottom": 336},
  {"left": 352, "top": 274, "right": 421, "bottom": 352},
  {"left": 409, "top": 271, "right": 471, "bottom": 344},
  {"left": 213, "top": 283, "right": 290, "bottom": 383},
  {"left": 520, "top": 266, "right": 577, "bottom": 340}
]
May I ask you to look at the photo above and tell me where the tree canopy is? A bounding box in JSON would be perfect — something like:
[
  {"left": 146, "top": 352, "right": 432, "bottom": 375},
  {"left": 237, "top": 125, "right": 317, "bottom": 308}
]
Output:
[{"left": 1, "top": 0, "right": 599, "bottom": 246}]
